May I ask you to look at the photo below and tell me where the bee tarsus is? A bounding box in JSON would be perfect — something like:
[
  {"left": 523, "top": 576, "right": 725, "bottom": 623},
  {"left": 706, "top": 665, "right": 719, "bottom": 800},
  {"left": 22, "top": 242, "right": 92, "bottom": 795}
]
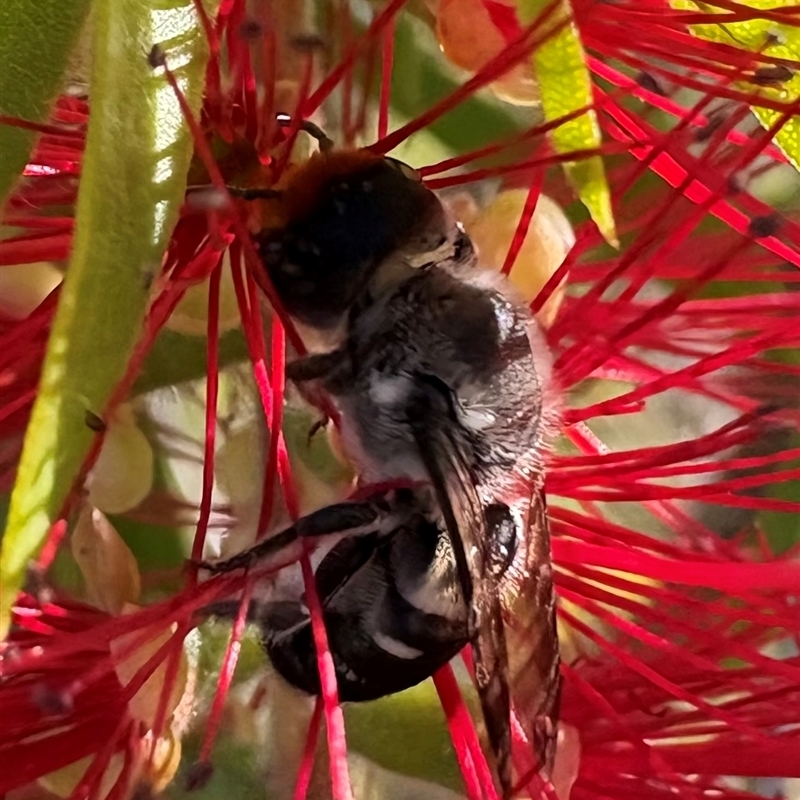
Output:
[{"left": 196, "top": 490, "right": 412, "bottom": 574}]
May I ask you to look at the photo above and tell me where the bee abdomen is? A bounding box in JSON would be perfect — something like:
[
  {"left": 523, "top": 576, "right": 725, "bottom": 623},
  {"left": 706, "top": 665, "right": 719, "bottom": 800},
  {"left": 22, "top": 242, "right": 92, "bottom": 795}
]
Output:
[
  {"left": 257, "top": 519, "right": 471, "bottom": 701},
  {"left": 261, "top": 602, "right": 469, "bottom": 702}
]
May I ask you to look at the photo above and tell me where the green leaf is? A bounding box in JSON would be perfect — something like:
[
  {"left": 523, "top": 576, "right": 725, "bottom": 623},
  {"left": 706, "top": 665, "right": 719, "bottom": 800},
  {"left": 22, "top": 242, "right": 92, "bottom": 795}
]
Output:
[
  {"left": 0, "top": 0, "right": 92, "bottom": 204},
  {"left": 133, "top": 328, "right": 249, "bottom": 396},
  {"left": 346, "top": 681, "right": 464, "bottom": 791},
  {"left": 0, "top": 0, "right": 215, "bottom": 637},
  {"left": 670, "top": 0, "right": 800, "bottom": 170},
  {"left": 283, "top": 407, "right": 352, "bottom": 485},
  {"left": 516, "top": 0, "right": 618, "bottom": 246}
]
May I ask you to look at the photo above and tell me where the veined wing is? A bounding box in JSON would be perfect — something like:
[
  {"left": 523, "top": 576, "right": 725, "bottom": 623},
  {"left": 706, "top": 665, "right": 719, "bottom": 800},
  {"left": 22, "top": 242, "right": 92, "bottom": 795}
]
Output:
[
  {"left": 406, "top": 373, "right": 514, "bottom": 796},
  {"left": 505, "top": 488, "right": 561, "bottom": 776}
]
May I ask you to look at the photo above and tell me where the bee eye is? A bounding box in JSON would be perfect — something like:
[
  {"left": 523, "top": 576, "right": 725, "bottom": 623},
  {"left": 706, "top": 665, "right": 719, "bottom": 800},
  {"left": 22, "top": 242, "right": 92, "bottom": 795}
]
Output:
[{"left": 384, "top": 157, "right": 422, "bottom": 183}]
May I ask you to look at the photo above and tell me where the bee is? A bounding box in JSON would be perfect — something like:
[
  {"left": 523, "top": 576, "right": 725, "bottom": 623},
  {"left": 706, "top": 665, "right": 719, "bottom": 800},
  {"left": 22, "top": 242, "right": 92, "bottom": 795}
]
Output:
[{"left": 202, "top": 119, "right": 561, "bottom": 795}]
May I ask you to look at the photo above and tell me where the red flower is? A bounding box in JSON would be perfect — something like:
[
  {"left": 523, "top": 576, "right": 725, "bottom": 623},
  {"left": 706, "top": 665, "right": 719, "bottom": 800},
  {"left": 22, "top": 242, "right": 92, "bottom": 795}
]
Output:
[{"left": 1, "top": 1, "right": 798, "bottom": 799}]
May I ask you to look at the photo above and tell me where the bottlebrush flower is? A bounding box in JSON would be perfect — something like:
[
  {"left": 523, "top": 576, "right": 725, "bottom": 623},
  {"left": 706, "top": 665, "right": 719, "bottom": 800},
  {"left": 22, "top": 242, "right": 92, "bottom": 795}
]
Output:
[{"left": 1, "top": 1, "right": 799, "bottom": 800}]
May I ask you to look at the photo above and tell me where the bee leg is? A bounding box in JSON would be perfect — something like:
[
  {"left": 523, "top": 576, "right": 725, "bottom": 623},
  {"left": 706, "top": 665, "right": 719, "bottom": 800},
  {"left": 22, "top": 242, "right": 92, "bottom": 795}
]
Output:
[
  {"left": 275, "top": 113, "right": 335, "bottom": 151},
  {"left": 285, "top": 349, "right": 348, "bottom": 383},
  {"left": 227, "top": 186, "right": 284, "bottom": 200},
  {"left": 299, "top": 120, "right": 334, "bottom": 152},
  {"left": 194, "top": 495, "right": 397, "bottom": 575},
  {"left": 307, "top": 414, "right": 331, "bottom": 444},
  {"left": 198, "top": 598, "right": 263, "bottom": 624}
]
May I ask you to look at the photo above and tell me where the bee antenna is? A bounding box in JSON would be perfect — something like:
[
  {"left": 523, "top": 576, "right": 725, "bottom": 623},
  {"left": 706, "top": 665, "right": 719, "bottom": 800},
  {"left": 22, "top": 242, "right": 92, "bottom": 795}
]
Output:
[{"left": 276, "top": 112, "right": 334, "bottom": 152}]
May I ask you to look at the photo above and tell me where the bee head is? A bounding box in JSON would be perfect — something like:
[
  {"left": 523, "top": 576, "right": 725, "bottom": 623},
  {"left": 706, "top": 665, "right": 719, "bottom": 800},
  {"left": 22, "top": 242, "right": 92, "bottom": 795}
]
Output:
[{"left": 255, "top": 151, "right": 447, "bottom": 329}]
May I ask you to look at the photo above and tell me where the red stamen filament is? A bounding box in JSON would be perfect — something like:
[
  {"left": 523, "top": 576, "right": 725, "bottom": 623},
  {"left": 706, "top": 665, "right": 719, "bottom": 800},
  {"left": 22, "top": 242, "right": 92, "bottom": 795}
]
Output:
[
  {"left": 198, "top": 574, "right": 255, "bottom": 764},
  {"left": 292, "top": 696, "right": 325, "bottom": 800},
  {"left": 300, "top": 551, "right": 353, "bottom": 800},
  {"left": 433, "top": 664, "right": 499, "bottom": 800},
  {"left": 501, "top": 171, "right": 542, "bottom": 276},
  {"left": 190, "top": 261, "right": 222, "bottom": 564}
]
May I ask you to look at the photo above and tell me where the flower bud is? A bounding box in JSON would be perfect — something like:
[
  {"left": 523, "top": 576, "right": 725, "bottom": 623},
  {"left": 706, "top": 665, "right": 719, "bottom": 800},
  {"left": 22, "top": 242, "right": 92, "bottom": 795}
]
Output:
[
  {"left": 215, "top": 419, "right": 268, "bottom": 511},
  {"left": 88, "top": 405, "right": 155, "bottom": 514},
  {"left": 467, "top": 190, "right": 574, "bottom": 327},
  {"left": 110, "top": 607, "right": 189, "bottom": 729},
  {"left": 0, "top": 261, "right": 62, "bottom": 319},
  {"left": 436, "top": 0, "right": 539, "bottom": 106}
]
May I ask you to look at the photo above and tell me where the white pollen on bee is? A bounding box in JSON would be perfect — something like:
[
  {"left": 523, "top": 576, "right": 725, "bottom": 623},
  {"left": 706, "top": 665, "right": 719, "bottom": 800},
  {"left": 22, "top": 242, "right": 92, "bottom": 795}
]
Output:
[
  {"left": 402, "top": 581, "right": 462, "bottom": 619},
  {"left": 491, "top": 297, "right": 516, "bottom": 341},
  {"left": 374, "top": 632, "right": 423, "bottom": 660},
  {"left": 459, "top": 406, "right": 496, "bottom": 431}
]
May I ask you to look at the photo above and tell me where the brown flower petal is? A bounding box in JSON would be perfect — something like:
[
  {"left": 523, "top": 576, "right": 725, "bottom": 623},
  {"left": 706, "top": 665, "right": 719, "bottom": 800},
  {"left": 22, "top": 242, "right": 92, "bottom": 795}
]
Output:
[{"left": 71, "top": 503, "right": 141, "bottom": 613}]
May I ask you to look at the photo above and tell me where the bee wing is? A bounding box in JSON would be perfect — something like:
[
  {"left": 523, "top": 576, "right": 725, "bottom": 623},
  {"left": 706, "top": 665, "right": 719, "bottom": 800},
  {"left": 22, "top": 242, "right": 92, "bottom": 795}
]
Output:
[
  {"left": 506, "top": 489, "right": 561, "bottom": 774},
  {"left": 469, "top": 560, "right": 514, "bottom": 796},
  {"left": 408, "top": 375, "right": 513, "bottom": 795}
]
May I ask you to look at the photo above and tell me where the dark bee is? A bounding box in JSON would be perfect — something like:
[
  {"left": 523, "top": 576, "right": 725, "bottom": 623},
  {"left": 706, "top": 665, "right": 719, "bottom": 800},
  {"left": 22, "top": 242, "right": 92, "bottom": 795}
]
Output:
[{"left": 203, "top": 126, "right": 561, "bottom": 795}]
